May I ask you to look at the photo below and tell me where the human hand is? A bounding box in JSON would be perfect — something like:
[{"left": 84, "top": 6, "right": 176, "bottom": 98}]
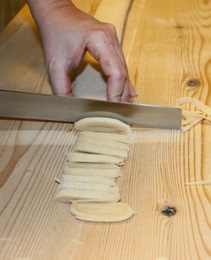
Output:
[{"left": 27, "top": 1, "right": 136, "bottom": 102}]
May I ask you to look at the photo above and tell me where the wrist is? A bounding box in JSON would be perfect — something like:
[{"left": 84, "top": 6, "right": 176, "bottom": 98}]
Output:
[{"left": 27, "top": 0, "right": 75, "bottom": 28}]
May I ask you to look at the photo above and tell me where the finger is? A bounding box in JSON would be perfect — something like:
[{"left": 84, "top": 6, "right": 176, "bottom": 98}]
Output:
[
  {"left": 105, "top": 67, "right": 127, "bottom": 102},
  {"left": 105, "top": 24, "right": 127, "bottom": 65},
  {"left": 100, "top": 50, "right": 136, "bottom": 102},
  {"left": 47, "top": 62, "right": 74, "bottom": 97},
  {"left": 121, "top": 80, "right": 138, "bottom": 102},
  {"left": 112, "top": 45, "right": 137, "bottom": 101},
  {"left": 87, "top": 29, "right": 137, "bottom": 102},
  {"left": 106, "top": 27, "right": 137, "bottom": 101},
  {"left": 129, "top": 82, "right": 138, "bottom": 98},
  {"left": 88, "top": 44, "right": 127, "bottom": 101},
  {"left": 121, "top": 81, "right": 130, "bottom": 102}
]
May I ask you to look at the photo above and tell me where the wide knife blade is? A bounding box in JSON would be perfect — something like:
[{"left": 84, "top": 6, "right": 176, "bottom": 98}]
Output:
[{"left": 0, "top": 90, "right": 182, "bottom": 129}]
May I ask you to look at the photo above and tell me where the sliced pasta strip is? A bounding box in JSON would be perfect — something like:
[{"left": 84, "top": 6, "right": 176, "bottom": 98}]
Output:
[
  {"left": 56, "top": 181, "right": 119, "bottom": 193},
  {"left": 55, "top": 188, "right": 121, "bottom": 203},
  {"left": 65, "top": 162, "right": 120, "bottom": 169},
  {"left": 177, "top": 97, "right": 211, "bottom": 131},
  {"left": 63, "top": 166, "right": 122, "bottom": 177},
  {"left": 77, "top": 136, "right": 130, "bottom": 151},
  {"left": 73, "top": 142, "right": 128, "bottom": 159},
  {"left": 79, "top": 131, "right": 132, "bottom": 144},
  {"left": 70, "top": 202, "right": 134, "bottom": 222},
  {"left": 60, "top": 175, "right": 117, "bottom": 186},
  {"left": 74, "top": 117, "right": 131, "bottom": 134},
  {"left": 66, "top": 152, "right": 125, "bottom": 166}
]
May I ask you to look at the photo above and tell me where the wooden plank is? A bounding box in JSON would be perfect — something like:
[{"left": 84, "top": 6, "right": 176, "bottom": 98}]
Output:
[
  {"left": 0, "top": 5, "right": 51, "bottom": 94},
  {"left": 0, "top": 0, "right": 25, "bottom": 32},
  {"left": 0, "top": 0, "right": 211, "bottom": 259}
]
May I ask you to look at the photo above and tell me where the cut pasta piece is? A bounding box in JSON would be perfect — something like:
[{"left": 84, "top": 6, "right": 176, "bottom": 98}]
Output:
[
  {"left": 77, "top": 136, "right": 130, "bottom": 151},
  {"left": 63, "top": 166, "right": 122, "bottom": 177},
  {"left": 70, "top": 202, "right": 134, "bottom": 222},
  {"left": 55, "top": 188, "right": 121, "bottom": 202},
  {"left": 66, "top": 152, "right": 125, "bottom": 166},
  {"left": 73, "top": 142, "right": 128, "bottom": 159},
  {"left": 177, "top": 97, "right": 211, "bottom": 131},
  {"left": 56, "top": 182, "right": 119, "bottom": 194},
  {"left": 74, "top": 117, "right": 131, "bottom": 134},
  {"left": 79, "top": 131, "right": 132, "bottom": 144},
  {"left": 60, "top": 175, "right": 117, "bottom": 186},
  {"left": 66, "top": 162, "right": 120, "bottom": 169}
]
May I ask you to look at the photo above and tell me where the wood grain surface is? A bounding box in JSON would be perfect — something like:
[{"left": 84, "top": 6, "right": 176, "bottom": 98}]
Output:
[{"left": 0, "top": 1, "right": 211, "bottom": 259}]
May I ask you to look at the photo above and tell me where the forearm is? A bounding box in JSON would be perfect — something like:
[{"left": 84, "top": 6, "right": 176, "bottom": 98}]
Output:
[{"left": 26, "top": 0, "right": 75, "bottom": 28}]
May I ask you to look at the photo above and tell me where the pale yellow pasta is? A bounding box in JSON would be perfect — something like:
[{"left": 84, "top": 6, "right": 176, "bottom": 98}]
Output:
[
  {"left": 74, "top": 117, "right": 131, "bottom": 134},
  {"left": 70, "top": 202, "right": 134, "bottom": 222}
]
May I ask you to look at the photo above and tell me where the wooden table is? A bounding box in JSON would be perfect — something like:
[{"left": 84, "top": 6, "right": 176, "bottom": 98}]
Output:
[{"left": 0, "top": 1, "right": 211, "bottom": 259}]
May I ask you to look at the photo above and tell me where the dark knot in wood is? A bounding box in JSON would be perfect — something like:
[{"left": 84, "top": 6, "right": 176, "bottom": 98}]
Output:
[
  {"left": 161, "top": 206, "right": 177, "bottom": 217},
  {"left": 186, "top": 79, "right": 200, "bottom": 87}
]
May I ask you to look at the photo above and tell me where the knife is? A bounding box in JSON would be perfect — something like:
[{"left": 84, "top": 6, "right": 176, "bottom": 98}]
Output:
[{"left": 0, "top": 90, "right": 182, "bottom": 130}]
